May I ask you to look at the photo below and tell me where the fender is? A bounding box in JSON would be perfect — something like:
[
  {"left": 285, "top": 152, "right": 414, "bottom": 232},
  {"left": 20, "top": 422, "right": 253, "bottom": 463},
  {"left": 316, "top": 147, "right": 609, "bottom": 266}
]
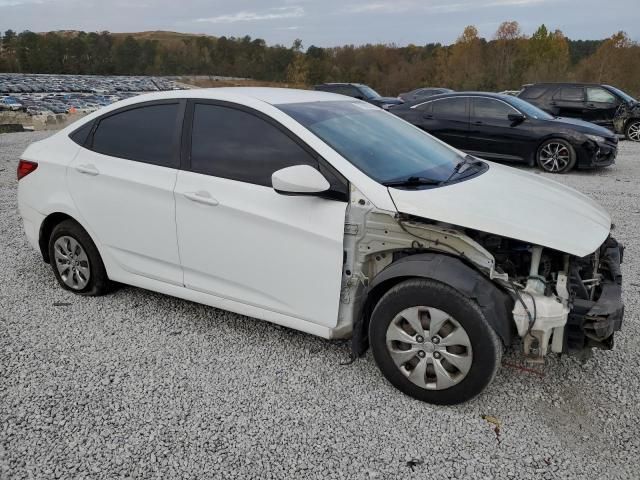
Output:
[{"left": 353, "top": 253, "right": 516, "bottom": 356}]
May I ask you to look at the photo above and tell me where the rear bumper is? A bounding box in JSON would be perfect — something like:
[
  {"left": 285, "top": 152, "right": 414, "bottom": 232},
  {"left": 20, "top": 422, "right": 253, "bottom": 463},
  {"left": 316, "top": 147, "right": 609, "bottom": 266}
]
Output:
[
  {"left": 18, "top": 202, "right": 44, "bottom": 252},
  {"left": 565, "top": 238, "right": 624, "bottom": 352}
]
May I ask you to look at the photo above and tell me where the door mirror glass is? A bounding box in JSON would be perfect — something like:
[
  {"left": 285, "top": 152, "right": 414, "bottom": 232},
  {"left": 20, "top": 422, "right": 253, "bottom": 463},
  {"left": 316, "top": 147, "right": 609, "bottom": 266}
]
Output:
[
  {"left": 508, "top": 113, "right": 526, "bottom": 123},
  {"left": 272, "top": 165, "right": 330, "bottom": 195}
]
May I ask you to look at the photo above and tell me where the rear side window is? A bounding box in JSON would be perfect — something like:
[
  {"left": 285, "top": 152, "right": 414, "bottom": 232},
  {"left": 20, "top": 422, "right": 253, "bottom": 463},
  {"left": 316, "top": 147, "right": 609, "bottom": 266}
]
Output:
[
  {"left": 190, "top": 103, "right": 317, "bottom": 187},
  {"left": 586, "top": 87, "right": 617, "bottom": 104},
  {"left": 432, "top": 97, "right": 467, "bottom": 117},
  {"left": 519, "top": 86, "right": 546, "bottom": 99},
  {"left": 91, "top": 103, "right": 181, "bottom": 167},
  {"left": 554, "top": 87, "right": 584, "bottom": 102},
  {"left": 69, "top": 121, "right": 94, "bottom": 146}
]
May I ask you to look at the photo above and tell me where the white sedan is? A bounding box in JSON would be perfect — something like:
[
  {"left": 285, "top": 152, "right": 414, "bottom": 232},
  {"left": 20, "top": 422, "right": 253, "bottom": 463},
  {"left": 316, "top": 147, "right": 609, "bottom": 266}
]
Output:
[{"left": 17, "top": 88, "right": 624, "bottom": 404}]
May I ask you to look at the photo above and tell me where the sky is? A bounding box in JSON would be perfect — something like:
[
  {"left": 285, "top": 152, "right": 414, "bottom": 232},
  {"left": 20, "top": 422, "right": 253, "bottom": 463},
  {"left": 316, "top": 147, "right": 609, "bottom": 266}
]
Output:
[{"left": 0, "top": 0, "right": 636, "bottom": 47}]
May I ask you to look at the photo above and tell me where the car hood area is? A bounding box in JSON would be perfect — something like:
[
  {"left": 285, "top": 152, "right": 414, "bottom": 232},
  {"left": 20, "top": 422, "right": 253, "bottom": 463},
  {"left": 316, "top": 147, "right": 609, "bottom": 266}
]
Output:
[
  {"left": 552, "top": 116, "right": 616, "bottom": 137},
  {"left": 388, "top": 162, "right": 611, "bottom": 257}
]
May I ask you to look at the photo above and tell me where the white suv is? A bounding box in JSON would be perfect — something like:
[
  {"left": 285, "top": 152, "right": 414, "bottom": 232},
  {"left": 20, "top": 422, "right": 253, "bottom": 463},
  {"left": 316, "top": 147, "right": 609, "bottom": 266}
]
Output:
[{"left": 17, "top": 88, "right": 624, "bottom": 404}]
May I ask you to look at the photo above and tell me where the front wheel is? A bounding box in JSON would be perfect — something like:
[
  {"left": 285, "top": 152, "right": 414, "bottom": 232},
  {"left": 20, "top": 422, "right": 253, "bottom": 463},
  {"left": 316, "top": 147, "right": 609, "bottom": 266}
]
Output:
[
  {"left": 536, "top": 139, "right": 576, "bottom": 173},
  {"left": 625, "top": 120, "right": 640, "bottom": 142},
  {"left": 369, "top": 279, "right": 502, "bottom": 405}
]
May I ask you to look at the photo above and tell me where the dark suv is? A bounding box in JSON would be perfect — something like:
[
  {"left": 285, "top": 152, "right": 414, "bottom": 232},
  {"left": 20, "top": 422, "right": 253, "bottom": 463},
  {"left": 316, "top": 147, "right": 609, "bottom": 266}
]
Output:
[
  {"left": 518, "top": 83, "right": 640, "bottom": 141},
  {"left": 314, "top": 83, "right": 403, "bottom": 110}
]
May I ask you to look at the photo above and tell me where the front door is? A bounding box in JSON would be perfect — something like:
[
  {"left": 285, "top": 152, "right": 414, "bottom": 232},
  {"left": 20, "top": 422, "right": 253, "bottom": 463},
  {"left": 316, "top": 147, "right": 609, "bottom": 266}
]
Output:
[
  {"left": 467, "top": 97, "right": 528, "bottom": 162},
  {"left": 174, "top": 101, "right": 348, "bottom": 328},
  {"left": 584, "top": 87, "right": 620, "bottom": 128}
]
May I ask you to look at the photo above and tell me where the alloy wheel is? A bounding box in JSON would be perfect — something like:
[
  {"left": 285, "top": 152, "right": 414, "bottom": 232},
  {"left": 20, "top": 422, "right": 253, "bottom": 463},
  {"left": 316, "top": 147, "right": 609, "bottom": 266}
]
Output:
[
  {"left": 539, "top": 142, "right": 571, "bottom": 172},
  {"left": 385, "top": 306, "right": 473, "bottom": 390},
  {"left": 628, "top": 121, "right": 640, "bottom": 142},
  {"left": 53, "top": 235, "right": 91, "bottom": 290}
]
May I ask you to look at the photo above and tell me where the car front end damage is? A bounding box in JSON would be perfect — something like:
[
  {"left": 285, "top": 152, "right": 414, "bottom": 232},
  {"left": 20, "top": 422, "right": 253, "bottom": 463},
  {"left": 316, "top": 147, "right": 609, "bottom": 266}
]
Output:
[
  {"left": 613, "top": 102, "right": 640, "bottom": 137},
  {"left": 342, "top": 191, "right": 624, "bottom": 364},
  {"left": 579, "top": 135, "right": 618, "bottom": 168},
  {"left": 477, "top": 232, "right": 625, "bottom": 361}
]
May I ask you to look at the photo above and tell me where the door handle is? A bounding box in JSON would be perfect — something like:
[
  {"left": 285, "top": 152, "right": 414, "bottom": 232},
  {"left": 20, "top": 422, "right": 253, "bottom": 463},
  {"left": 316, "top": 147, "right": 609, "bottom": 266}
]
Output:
[
  {"left": 75, "top": 164, "right": 99, "bottom": 176},
  {"left": 183, "top": 191, "right": 219, "bottom": 206}
]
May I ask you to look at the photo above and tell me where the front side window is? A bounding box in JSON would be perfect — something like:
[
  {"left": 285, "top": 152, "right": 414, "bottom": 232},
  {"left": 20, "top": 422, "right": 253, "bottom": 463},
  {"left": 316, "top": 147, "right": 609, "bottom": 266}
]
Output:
[
  {"left": 472, "top": 98, "right": 517, "bottom": 119},
  {"left": 586, "top": 87, "right": 617, "bottom": 104},
  {"left": 278, "top": 100, "right": 473, "bottom": 184},
  {"left": 554, "top": 87, "right": 584, "bottom": 102},
  {"left": 190, "top": 103, "right": 317, "bottom": 187},
  {"left": 91, "top": 103, "right": 180, "bottom": 167}
]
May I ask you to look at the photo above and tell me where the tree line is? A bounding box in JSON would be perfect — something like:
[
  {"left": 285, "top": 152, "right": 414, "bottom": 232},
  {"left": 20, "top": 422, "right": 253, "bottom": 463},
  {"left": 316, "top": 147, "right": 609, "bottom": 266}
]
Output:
[{"left": 1, "top": 23, "right": 639, "bottom": 96}]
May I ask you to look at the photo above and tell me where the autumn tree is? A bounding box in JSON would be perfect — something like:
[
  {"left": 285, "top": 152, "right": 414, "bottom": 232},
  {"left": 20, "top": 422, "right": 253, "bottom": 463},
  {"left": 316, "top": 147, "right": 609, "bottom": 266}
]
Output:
[
  {"left": 446, "top": 26, "right": 487, "bottom": 90},
  {"left": 525, "top": 24, "right": 570, "bottom": 82},
  {"left": 490, "top": 21, "right": 526, "bottom": 90}
]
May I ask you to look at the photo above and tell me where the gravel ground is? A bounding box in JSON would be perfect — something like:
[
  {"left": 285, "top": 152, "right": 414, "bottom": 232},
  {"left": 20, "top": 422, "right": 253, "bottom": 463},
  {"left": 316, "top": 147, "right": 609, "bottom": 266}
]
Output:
[{"left": 1, "top": 131, "right": 639, "bottom": 480}]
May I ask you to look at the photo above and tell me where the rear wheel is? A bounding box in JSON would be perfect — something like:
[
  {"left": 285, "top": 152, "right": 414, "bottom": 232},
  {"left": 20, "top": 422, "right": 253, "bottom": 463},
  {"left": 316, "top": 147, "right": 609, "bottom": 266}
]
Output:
[
  {"left": 625, "top": 120, "right": 640, "bottom": 142},
  {"left": 369, "top": 279, "right": 502, "bottom": 405},
  {"left": 48, "top": 220, "right": 111, "bottom": 296},
  {"left": 536, "top": 139, "right": 576, "bottom": 173}
]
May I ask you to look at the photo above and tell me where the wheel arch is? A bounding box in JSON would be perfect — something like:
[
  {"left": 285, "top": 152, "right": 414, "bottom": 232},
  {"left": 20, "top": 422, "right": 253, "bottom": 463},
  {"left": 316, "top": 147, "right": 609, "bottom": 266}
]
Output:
[
  {"left": 353, "top": 253, "right": 516, "bottom": 357},
  {"left": 39, "top": 212, "right": 96, "bottom": 264}
]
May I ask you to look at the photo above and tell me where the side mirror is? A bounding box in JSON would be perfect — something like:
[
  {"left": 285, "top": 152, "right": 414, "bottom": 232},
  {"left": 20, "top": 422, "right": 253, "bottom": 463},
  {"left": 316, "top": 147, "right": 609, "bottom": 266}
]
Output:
[
  {"left": 508, "top": 113, "right": 526, "bottom": 124},
  {"left": 272, "top": 165, "right": 330, "bottom": 196}
]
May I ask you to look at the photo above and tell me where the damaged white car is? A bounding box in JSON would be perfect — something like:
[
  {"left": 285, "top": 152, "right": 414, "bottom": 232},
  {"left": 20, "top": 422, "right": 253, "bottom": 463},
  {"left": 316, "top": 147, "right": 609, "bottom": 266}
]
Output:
[{"left": 17, "top": 88, "right": 624, "bottom": 405}]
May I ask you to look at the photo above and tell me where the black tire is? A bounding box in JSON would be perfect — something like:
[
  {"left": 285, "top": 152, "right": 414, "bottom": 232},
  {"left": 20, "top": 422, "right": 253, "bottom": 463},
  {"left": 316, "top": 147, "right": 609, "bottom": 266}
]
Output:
[
  {"left": 48, "top": 219, "right": 112, "bottom": 296},
  {"left": 369, "top": 278, "right": 502, "bottom": 405},
  {"left": 625, "top": 119, "right": 640, "bottom": 142},
  {"left": 536, "top": 138, "right": 576, "bottom": 173}
]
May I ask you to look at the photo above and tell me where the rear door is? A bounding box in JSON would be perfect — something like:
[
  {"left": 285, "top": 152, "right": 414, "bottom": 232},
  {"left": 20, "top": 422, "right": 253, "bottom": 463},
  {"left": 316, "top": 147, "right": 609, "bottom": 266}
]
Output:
[
  {"left": 174, "top": 101, "right": 348, "bottom": 328},
  {"left": 584, "top": 87, "right": 620, "bottom": 128},
  {"left": 425, "top": 97, "right": 469, "bottom": 149},
  {"left": 467, "top": 97, "right": 528, "bottom": 162},
  {"left": 67, "top": 101, "right": 185, "bottom": 285},
  {"left": 551, "top": 86, "right": 585, "bottom": 119}
]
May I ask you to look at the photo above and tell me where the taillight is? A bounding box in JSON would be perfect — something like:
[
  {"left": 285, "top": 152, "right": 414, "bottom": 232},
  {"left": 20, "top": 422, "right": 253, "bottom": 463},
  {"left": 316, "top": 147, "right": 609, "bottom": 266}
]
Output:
[{"left": 17, "top": 160, "right": 38, "bottom": 180}]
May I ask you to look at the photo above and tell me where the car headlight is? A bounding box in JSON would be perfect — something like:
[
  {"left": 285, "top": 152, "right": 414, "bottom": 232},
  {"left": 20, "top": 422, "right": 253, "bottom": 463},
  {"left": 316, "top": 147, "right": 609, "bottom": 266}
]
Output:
[{"left": 585, "top": 134, "right": 605, "bottom": 144}]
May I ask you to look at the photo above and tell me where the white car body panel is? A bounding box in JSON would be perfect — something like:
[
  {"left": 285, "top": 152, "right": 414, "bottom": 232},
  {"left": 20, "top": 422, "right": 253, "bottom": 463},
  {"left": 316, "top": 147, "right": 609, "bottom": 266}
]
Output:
[
  {"left": 67, "top": 149, "right": 183, "bottom": 285},
  {"left": 174, "top": 170, "right": 346, "bottom": 328},
  {"left": 389, "top": 161, "right": 611, "bottom": 257},
  {"left": 17, "top": 87, "right": 614, "bottom": 340}
]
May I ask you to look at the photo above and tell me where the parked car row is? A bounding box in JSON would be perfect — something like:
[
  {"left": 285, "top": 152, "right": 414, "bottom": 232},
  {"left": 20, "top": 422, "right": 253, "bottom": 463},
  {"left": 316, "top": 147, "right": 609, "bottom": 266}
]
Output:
[
  {"left": 313, "top": 82, "right": 638, "bottom": 173},
  {"left": 1, "top": 92, "right": 143, "bottom": 116},
  {"left": 0, "top": 73, "right": 183, "bottom": 95}
]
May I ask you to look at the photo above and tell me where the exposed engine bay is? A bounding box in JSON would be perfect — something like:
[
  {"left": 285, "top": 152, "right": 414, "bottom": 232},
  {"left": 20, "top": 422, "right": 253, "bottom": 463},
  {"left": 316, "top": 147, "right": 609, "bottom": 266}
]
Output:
[{"left": 342, "top": 188, "right": 625, "bottom": 362}]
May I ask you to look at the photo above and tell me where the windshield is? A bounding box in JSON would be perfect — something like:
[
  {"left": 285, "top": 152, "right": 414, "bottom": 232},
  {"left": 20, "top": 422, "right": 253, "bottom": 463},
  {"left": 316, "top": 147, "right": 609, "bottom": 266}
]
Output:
[
  {"left": 277, "top": 100, "right": 470, "bottom": 184},
  {"left": 606, "top": 85, "right": 637, "bottom": 103},
  {"left": 358, "top": 86, "right": 381, "bottom": 99},
  {"left": 507, "top": 96, "right": 554, "bottom": 120}
]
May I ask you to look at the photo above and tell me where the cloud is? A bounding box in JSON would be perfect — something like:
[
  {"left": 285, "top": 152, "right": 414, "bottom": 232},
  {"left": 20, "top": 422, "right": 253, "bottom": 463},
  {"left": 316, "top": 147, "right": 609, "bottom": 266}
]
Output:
[
  {"left": 195, "top": 6, "right": 304, "bottom": 24},
  {"left": 344, "top": 0, "right": 550, "bottom": 14}
]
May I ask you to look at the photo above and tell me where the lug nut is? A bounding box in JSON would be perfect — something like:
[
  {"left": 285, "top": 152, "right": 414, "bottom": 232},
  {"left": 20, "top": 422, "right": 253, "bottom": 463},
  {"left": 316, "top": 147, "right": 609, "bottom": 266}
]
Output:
[
  {"left": 418, "top": 351, "right": 426, "bottom": 358},
  {"left": 431, "top": 336, "right": 440, "bottom": 344},
  {"left": 433, "top": 352, "right": 442, "bottom": 359},
  {"left": 416, "top": 335, "right": 424, "bottom": 343}
]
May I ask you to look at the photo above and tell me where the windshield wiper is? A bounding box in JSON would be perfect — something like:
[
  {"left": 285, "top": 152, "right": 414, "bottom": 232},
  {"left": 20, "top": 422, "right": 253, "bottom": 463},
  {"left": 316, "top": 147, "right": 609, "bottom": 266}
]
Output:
[
  {"left": 382, "top": 176, "right": 441, "bottom": 188},
  {"left": 439, "top": 155, "right": 484, "bottom": 186}
]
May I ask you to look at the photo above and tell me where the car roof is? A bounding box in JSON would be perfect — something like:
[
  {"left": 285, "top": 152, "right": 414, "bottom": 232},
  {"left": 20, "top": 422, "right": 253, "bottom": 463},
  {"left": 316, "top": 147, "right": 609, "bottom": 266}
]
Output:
[
  {"left": 101, "top": 87, "right": 348, "bottom": 106},
  {"left": 522, "top": 82, "right": 606, "bottom": 88}
]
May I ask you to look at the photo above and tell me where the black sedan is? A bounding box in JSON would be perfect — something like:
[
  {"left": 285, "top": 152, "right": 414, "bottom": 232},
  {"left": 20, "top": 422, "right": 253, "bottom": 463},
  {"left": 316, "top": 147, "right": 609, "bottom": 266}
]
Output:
[{"left": 391, "top": 92, "right": 618, "bottom": 173}]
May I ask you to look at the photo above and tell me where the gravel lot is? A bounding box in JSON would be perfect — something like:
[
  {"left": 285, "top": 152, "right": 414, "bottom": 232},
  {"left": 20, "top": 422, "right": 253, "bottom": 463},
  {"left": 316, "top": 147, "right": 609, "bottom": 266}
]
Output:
[{"left": 1, "top": 131, "right": 639, "bottom": 479}]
